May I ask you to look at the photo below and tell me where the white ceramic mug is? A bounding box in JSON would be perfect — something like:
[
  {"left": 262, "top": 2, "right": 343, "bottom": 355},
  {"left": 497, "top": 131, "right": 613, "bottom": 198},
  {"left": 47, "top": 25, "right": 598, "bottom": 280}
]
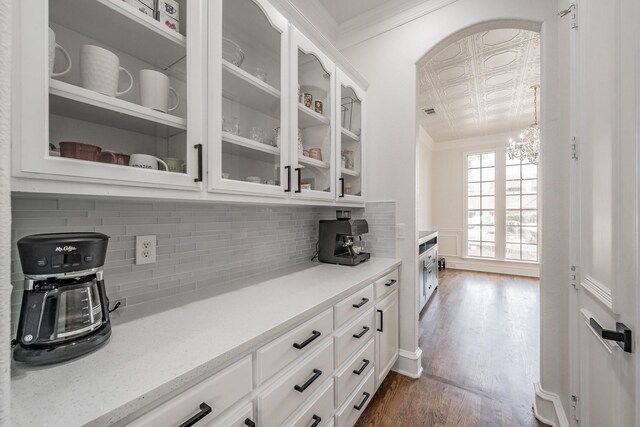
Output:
[
  {"left": 129, "top": 154, "right": 168, "bottom": 171},
  {"left": 139, "top": 69, "right": 179, "bottom": 113},
  {"left": 80, "top": 45, "right": 133, "bottom": 97},
  {"left": 48, "top": 28, "right": 72, "bottom": 77}
]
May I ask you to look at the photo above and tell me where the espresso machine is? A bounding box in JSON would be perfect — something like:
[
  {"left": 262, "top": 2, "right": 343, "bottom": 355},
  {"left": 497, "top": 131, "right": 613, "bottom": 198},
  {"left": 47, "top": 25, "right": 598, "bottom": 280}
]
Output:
[
  {"left": 14, "top": 232, "right": 112, "bottom": 365},
  {"left": 318, "top": 210, "right": 371, "bottom": 266}
]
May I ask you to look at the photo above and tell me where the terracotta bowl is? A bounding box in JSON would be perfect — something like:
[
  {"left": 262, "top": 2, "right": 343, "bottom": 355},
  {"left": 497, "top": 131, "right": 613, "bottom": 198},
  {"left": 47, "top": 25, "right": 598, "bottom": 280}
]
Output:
[{"left": 59, "top": 141, "right": 102, "bottom": 162}]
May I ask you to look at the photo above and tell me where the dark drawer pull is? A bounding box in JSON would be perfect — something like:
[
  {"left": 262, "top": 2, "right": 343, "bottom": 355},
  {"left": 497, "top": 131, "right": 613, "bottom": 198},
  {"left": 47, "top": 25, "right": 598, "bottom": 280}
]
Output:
[
  {"left": 178, "top": 402, "right": 212, "bottom": 427},
  {"left": 352, "top": 298, "right": 369, "bottom": 308},
  {"left": 385, "top": 279, "right": 397, "bottom": 287},
  {"left": 310, "top": 414, "right": 322, "bottom": 427},
  {"left": 377, "top": 309, "right": 383, "bottom": 332},
  {"left": 294, "top": 369, "right": 322, "bottom": 392},
  {"left": 244, "top": 419, "right": 255, "bottom": 427},
  {"left": 293, "top": 330, "right": 321, "bottom": 350},
  {"left": 353, "top": 326, "right": 370, "bottom": 339},
  {"left": 354, "top": 392, "right": 371, "bottom": 411},
  {"left": 353, "top": 359, "right": 370, "bottom": 375}
]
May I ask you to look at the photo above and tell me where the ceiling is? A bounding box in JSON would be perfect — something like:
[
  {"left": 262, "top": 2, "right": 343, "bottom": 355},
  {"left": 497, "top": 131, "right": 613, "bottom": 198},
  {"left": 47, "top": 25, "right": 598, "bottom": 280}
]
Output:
[
  {"left": 417, "top": 29, "right": 540, "bottom": 143},
  {"left": 318, "top": 0, "right": 415, "bottom": 24}
]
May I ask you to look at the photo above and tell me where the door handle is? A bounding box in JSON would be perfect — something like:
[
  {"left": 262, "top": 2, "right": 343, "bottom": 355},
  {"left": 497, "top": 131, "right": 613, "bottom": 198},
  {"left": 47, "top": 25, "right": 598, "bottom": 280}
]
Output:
[
  {"left": 352, "top": 297, "right": 369, "bottom": 308},
  {"left": 294, "top": 369, "right": 322, "bottom": 392},
  {"left": 284, "top": 165, "right": 291, "bottom": 192},
  {"left": 178, "top": 402, "right": 212, "bottom": 427},
  {"left": 339, "top": 177, "right": 345, "bottom": 197},
  {"left": 589, "top": 318, "right": 633, "bottom": 353},
  {"left": 295, "top": 167, "right": 302, "bottom": 193},
  {"left": 194, "top": 144, "right": 203, "bottom": 182},
  {"left": 377, "top": 309, "right": 384, "bottom": 332}
]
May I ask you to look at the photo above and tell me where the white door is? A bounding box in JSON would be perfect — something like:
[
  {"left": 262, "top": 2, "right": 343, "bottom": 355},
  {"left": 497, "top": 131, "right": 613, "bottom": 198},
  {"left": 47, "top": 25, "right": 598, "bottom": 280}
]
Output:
[{"left": 571, "top": 1, "right": 639, "bottom": 425}]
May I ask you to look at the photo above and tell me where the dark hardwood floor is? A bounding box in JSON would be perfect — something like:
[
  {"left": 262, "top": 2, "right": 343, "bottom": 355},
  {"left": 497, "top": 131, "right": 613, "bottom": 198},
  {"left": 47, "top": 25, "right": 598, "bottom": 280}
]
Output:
[{"left": 355, "top": 269, "right": 542, "bottom": 427}]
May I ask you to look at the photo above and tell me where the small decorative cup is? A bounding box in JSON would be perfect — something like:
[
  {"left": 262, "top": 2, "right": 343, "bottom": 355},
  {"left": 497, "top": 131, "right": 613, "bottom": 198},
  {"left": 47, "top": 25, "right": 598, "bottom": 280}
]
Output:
[{"left": 80, "top": 45, "right": 133, "bottom": 97}]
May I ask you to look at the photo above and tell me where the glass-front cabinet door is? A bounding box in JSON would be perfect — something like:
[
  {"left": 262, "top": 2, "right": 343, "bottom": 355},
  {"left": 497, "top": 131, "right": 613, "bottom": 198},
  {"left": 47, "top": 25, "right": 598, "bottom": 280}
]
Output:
[
  {"left": 15, "top": 0, "right": 205, "bottom": 190},
  {"left": 209, "top": 0, "right": 288, "bottom": 196},
  {"left": 336, "top": 69, "right": 364, "bottom": 202},
  {"left": 290, "top": 29, "right": 336, "bottom": 200}
]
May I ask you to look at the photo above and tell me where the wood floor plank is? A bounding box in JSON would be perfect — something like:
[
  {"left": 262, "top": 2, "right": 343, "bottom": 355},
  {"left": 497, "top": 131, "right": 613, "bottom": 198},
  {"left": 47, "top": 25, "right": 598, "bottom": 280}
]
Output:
[{"left": 355, "top": 269, "right": 545, "bottom": 427}]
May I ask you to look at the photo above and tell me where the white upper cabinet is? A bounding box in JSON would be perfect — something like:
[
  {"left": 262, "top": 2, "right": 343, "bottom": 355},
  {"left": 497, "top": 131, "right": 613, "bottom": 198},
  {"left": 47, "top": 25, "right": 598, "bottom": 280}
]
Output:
[
  {"left": 335, "top": 69, "right": 365, "bottom": 203},
  {"left": 289, "top": 28, "right": 337, "bottom": 201},
  {"left": 14, "top": 0, "right": 206, "bottom": 190},
  {"left": 208, "top": 0, "right": 289, "bottom": 197}
]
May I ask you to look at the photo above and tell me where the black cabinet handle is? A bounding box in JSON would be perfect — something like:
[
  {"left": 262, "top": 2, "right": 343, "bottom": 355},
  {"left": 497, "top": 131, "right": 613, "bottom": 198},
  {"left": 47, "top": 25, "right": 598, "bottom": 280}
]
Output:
[
  {"left": 385, "top": 279, "right": 397, "bottom": 287},
  {"left": 377, "top": 309, "right": 384, "bottom": 332},
  {"left": 194, "top": 144, "right": 203, "bottom": 182},
  {"left": 295, "top": 167, "right": 302, "bottom": 193},
  {"left": 293, "top": 330, "right": 321, "bottom": 350},
  {"left": 352, "top": 298, "right": 369, "bottom": 308},
  {"left": 244, "top": 419, "right": 255, "bottom": 427},
  {"left": 589, "top": 318, "right": 633, "bottom": 353},
  {"left": 339, "top": 177, "right": 345, "bottom": 198},
  {"left": 353, "top": 392, "right": 371, "bottom": 411},
  {"left": 294, "top": 369, "right": 322, "bottom": 392},
  {"left": 284, "top": 166, "right": 291, "bottom": 192},
  {"left": 310, "top": 414, "right": 322, "bottom": 427},
  {"left": 353, "top": 326, "right": 370, "bottom": 339},
  {"left": 178, "top": 402, "right": 212, "bottom": 427},
  {"left": 353, "top": 359, "right": 370, "bottom": 375}
]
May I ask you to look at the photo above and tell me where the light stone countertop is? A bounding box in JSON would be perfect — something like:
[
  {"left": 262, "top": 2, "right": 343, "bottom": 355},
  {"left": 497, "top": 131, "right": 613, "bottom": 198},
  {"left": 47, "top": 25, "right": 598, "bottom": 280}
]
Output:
[
  {"left": 10, "top": 257, "right": 401, "bottom": 427},
  {"left": 418, "top": 230, "right": 438, "bottom": 245}
]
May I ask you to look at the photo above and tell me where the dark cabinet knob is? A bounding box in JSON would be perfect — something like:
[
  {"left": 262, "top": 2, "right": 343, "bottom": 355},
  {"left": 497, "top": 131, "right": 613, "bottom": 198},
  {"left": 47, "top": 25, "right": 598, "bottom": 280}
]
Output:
[
  {"left": 352, "top": 298, "right": 369, "bottom": 308},
  {"left": 353, "top": 392, "right": 371, "bottom": 411},
  {"left": 177, "top": 402, "right": 212, "bottom": 427},
  {"left": 293, "top": 330, "right": 321, "bottom": 350},
  {"left": 353, "top": 326, "right": 370, "bottom": 339},
  {"left": 294, "top": 369, "right": 322, "bottom": 392}
]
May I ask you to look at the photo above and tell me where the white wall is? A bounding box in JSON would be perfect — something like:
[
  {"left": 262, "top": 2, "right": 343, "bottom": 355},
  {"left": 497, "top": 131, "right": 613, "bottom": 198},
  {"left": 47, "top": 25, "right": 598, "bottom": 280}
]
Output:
[
  {"left": 430, "top": 131, "right": 540, "bottom": 277},
  {"left": 341, "top": 0, "right": 570, "bottom": 419},
  {"left": 416, "top": 125, "right": 434, "bottom": 231}
]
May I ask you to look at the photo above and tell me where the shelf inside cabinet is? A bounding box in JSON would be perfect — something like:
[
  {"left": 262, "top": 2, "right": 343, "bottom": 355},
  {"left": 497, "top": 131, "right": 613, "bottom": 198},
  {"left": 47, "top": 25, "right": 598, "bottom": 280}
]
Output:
[
  {"left": 341, "top": 168, "right": 360, "bottom": 177},
  {"left": 222, "top": 60, "right": 281, "bottom": 119},
  {"left": 298, "top": 104, "right": 330, "bottom": 128},
  {"left": 50, "top": 0, "right": 186, "bottom": 69},
  {"left": 222, "top": 131, "right": 280, "bottom": 157},
  {"left": 341, "top": 128, "right": 360, "bottom": 143},
  {"left": 49, "top": 79, "right": 187, "bottom": 137},
  {"left": 298, "top": 156, "right": 329, "bottom": 169}
]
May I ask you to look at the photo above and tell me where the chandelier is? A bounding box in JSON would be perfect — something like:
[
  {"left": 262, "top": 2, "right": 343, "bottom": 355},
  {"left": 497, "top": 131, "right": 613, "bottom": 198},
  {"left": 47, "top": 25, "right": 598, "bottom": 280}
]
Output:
[{"left": 507, "top": 85, "right": 540, "bottom": 164}]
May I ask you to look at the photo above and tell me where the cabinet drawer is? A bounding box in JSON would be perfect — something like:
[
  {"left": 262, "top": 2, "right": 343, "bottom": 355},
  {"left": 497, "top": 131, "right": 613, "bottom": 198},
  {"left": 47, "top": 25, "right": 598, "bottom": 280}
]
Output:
[
  {"left": 129, "top": 356, "right": 252, "bottom": 427},
  {"left": 374, "top": 269, "right": 398, "bottom": 299},
  {"left": 335, "top": 339, "right": 374, "bottom": 405},
  {"left": 204, "top": 403, "right": 253, "bottom": 427},
  {"left": 335, "top": 309, "right": 374, "bottom": 367},
  {"left": 285, "top": 379, "right": 334, "bottom": 427},
  {"left": 257, "top": 308, "right": 333, "bottom": 384},
  {"left": 259, "top": 340, "right": 334, "bottom": 427},
  {"left": 426, "top": 248, "right": 437, "bottom": 266},
  {"left": 334, "top": 284, "right": 374, "bottom": 328},
  {"left": 335, "top": 370, "right": 375, "bottom": 427}
]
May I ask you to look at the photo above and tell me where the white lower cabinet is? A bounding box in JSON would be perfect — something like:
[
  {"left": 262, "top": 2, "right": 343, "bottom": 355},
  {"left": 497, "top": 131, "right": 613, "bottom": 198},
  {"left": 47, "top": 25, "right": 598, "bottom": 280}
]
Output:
[
  {"left": 375, "top": 290, "right": 399, "bottom": 386},
  {"left": 125, "top": 268, "right": 399, "bottom": 427},
  {"left": 258, "top": 340, "right": 334, "bottom": 426},
  {"left": 335, "top": 370, "right": 375, "bottom": 427},
  {"left": 285, "top": 379, "right": 334, "bottom": 427},
  {"left": 204, "top": 403, "right": 254, "bottom": 427},
  {"left": 128, "top": 356, "right": 252, "bottom": 427}
]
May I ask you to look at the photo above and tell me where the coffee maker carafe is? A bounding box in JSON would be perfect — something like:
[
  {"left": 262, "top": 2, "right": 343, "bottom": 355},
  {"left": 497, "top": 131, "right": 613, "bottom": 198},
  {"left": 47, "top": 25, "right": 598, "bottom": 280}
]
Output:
[
  {"left": 318, "top": 210, "right": 371, "bottom": 266},
  {"left": 14, "top": 232, "right": 112, "bottom": 365}
]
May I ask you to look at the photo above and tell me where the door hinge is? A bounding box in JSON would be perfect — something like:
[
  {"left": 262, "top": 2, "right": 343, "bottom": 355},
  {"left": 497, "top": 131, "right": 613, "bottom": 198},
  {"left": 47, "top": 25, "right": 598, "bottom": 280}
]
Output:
[
  {"left": 559, "top": 3, "right": 578, "bottom": 30},
  {"left": 571, "top": 137, "right": 579, "bottom": 160},
  {"left": 571, "top": 394, "right": 580, "bottom": 421},
  {"left": 570, "top": 265, "right": 579, "bottom": 290}
]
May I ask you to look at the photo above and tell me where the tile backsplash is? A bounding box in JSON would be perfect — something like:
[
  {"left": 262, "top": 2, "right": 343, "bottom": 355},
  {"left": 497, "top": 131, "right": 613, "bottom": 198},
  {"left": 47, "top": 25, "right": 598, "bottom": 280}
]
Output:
[{"left": 10, "top": 197, "right": 396, "bottom": 324}]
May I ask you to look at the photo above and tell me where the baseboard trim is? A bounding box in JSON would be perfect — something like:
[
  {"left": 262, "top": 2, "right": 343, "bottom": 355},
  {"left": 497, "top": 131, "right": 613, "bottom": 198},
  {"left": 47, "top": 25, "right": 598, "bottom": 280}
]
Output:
[
  {"left": 445, "top": 257, "right": 540, "bottom": 278},
  {"left": 533, "top": 382, "right": 570, "bottom": 427},
  {"left": 393, "top": 347, "right": 423, "bottom": 379}
]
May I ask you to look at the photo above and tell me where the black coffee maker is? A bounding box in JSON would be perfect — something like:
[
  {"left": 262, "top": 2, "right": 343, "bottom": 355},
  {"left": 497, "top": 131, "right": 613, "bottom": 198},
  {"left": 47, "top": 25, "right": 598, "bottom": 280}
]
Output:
[
  {"left": 318, "top": 210, "right": 371, "bottom": 266},
  {"left": 14, "top": 232, "right": 112, "bottom": 365}
]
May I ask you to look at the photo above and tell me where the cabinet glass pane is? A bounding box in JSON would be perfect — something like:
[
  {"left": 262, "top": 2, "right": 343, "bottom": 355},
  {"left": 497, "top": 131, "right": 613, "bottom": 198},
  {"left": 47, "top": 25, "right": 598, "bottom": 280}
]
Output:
[
  {"left": 339, "top": 84, "right": 362, "bottom": 197},
  {"left": 298, "top": 50, "right": 332, "bottom": 193},
  {"left": 48, "top": 0, "right": 190, "bottom": 177},
  {"left": 221, "top": 0, "right": 282, "bottom": 186}
]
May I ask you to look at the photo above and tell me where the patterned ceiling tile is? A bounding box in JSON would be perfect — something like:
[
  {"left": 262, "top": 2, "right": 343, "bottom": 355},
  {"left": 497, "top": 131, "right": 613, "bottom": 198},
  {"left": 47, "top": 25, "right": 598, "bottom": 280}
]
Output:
[{"left": 417, "top": 29, "right": 540, "bottom": 142}]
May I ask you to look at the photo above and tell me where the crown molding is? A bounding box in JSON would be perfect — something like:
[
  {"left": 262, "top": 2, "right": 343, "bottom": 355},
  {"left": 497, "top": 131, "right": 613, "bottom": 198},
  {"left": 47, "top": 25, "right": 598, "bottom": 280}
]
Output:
[{"left": 336, "top": 0, "right": 460, "bottom": 50}]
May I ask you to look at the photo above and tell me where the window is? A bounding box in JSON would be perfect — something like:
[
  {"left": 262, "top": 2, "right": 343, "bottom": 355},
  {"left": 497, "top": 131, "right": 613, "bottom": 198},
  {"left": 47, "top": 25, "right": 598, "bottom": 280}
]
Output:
[
  {"left": 505, "top": 154, "right": 538, "bottom": 261},
  {"left": 466, "top": 152, "right": 496, "bottom": 258}
]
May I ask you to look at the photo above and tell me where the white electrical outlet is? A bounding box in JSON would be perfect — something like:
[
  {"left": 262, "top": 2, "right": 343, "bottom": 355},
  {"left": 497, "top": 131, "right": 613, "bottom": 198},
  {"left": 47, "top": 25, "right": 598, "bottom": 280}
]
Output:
[{"left": 136, "top": 235, "right": 156, "bottom": 265}]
